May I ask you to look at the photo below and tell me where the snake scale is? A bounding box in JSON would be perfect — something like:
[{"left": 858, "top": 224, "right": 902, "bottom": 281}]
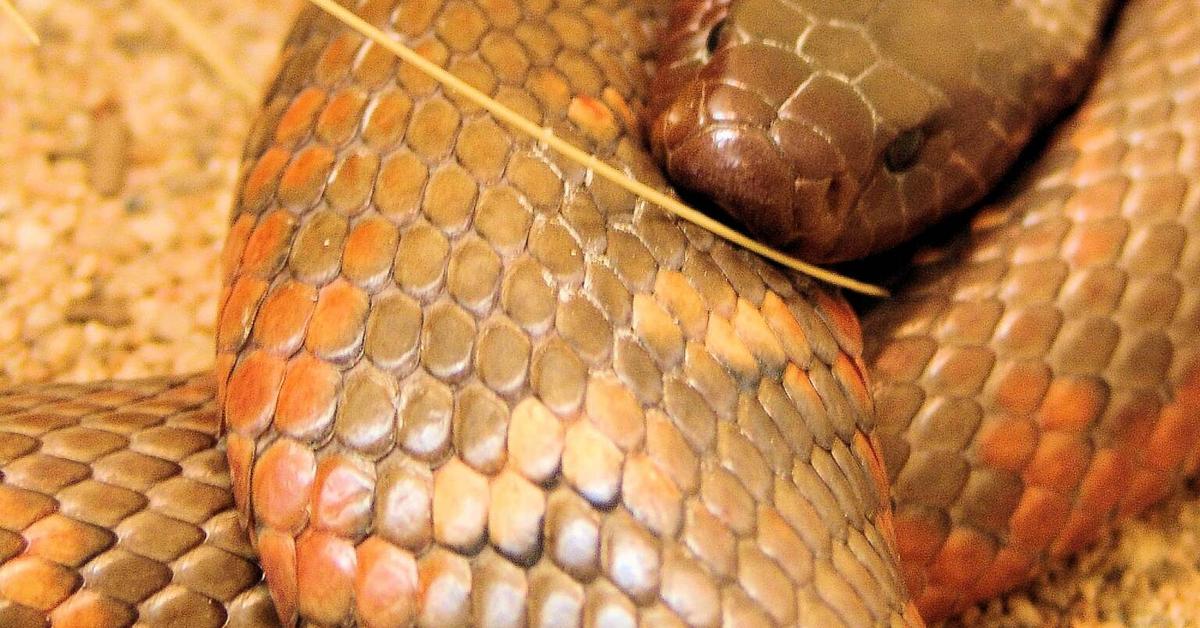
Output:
[{"left": 1, "top": 0, "right": 1199, "bottom": 625}]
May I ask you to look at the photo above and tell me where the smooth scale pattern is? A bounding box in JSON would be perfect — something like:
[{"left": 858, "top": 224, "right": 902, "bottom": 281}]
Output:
[
  {"left": 213, "top": 0, "right": 914, "bottom": 625},
  {"left": 0, "top": 375, "right": 277, "bottom": 627},
  {"left": 864, "top": 0, "right": 1200, "bottom": 618},
  {"left": 648, "top": 0, "right": 1112, "bottom": 262},
  {"left": 5, "top": 0, "right": 1200, "bottom": 625}
]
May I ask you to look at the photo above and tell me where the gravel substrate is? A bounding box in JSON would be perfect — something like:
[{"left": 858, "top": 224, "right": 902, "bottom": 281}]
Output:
[
  {"left": 1, "top": 0, "right": 1199, "bottom": 626},
  {"left": 0, "top": 0, "right": 297, "bottom": 385}
]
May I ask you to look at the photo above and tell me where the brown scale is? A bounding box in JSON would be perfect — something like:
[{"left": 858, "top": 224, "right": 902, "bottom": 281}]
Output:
[
  {"left": 648, "top": 0, "right": 1114, "bottom": 263},
  {"left": 0, "top": 376, "right": 277, "bottom": 627},
  {"left": 648, "top": 0, "right": 1200, "bottom": 620},
  {"left": 863, "top": 0, "right": 1200, "bottom": 617},
  {"left": 5, "top": 0, "right": 1199, "bottom": 627},
  {"left": 213, "top": 0, "right": 910, "bottom": 625}
]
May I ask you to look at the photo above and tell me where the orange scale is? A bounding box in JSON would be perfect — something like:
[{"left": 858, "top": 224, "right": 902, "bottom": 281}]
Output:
[
  {"left": 355, "top": 536, "right": 419, "bottom": 627},
  {"left": 223, "top": 350, "right": 286, "bottom": 438},
  {"left": 1050, "top": 506, "right": 1109, "bottom": 559},
  {"left": 899, "top": 557, "right": 928, "bottom": 611},
  {"left": 21, "top": 514, "right": 111, "bottom": 568},
  {"left": 1021, "top": 431, "right": 1092, "bottom": 493},
  {"left": 922, "top": 345, "right": 995, "bottom": 398},
  {"left": 254, "top": 280, "right": 318, "bottom": 356},
  {"left": 241, "top": 147, "right": 291, "bottom": 212},
  {"left": 584, "top": 376, "right": 645, "bottom": 453},
  {"left": 601, "top": 87, "right": 639, "bottom": 138},
  {"left": 296, "top": 529, "right": 358, "bottom": 625},
  {"left": 1066, "top": 114, "right": 1119, "bottom": 153},
  {"left": 274, "top": 87, "right": 327, "bottom": 148},
  {"left": 567, "top": 95, "right": 620, "bottom": 144},
  {"left": 1117, "top": 465, "right": 1173, "bottom": 518},
  {"left": 973, "top": 415, "right": 1038, "bottom": 474},
  {"left": 415, "top": 548, "right": 472, "bottom": 625},
  {"left": 923, "top": 526, "right": 996, "bottom": 590},
  {"left": 732, "top": 299, "right": 787, "bottom": 372},
  {"left": 620, "top": 454, "right": 682, "bottom": 538},
  {"left": 212, "top": 352, "right": 236, "bottom": 412},
  {"left": 257, "top": 528, "right": 299, "bottom": 627},
  {"left": 310, "top": 453, "right": 376, "bottom": 537},
  {"left": 225, "top": 432, "right": 256, "bottom": 524},
  {"left": 763, "top": 295, "right": 820, "bottom": 369},
  {"left": 811, "top": 288, "right": 863, "bottom": 355},
  {"left": 277, "top": 145, "right": 337, "bottom": 209},
  {"left": 314, "top": 33, "right": 359, "bottom": 85},
  {"left": 362, "top": 88, "right": 414, "bottom": 150},
  {"left": 0, "top": 557, "right": 78, "bottom": 612},
  {"left": 507, "top": 397, "right": 565, "bottom": 485},
  {"left": 652, "top": 271, "right": 709, "bottom": 341},
  {"left": 431, "top": 458, "right": 490, "bottom": 551},
  {"left": 252, "top": 437, "right": 317, "bottom": 533},
  {"left": 329, "top": 152, "right": 381, "bottom": 217},
  {"left": 274, "top": 353, "right": 340, "bottom": 442},
  {"left": 1062, "top": 176, "right": 1128, "bottom": 222},
  {"left": 971, "top": 545, "right": 1038, "bottom": 602},
  {"left": 704, "top": 314, "right": 759, "bottom": 384},
  {"left": 913, "top": 585, "right": 960, "bottom": 627},
  {"left": 1174, "top": 363, "right": 1200, "bottom": 408},
  {"left": 316, "top": 88, "right": 369, "bottom": 147},
  {"left": 1071, "top": 447, "right": 1131, "bottom": 518},
  {"left": 1034, "top": 376, "right": 1107, "bottom": 432},
  {"left": 870, "top": 336, "right": 937, "bottom": 384},
  {"left": 892, "top": 507, "right": 949, "bottom": 567},
  {"left": 1145, "top": 402, "right": 1200, "bottom": 472},
  {"left": 1007, "top": 486, "right": 1071, "bottom": 552},
  {"left": 988, "top": 360, "right": 1051, "bottom": 417},
  {"left": 853, "top": 430, "right": 891, "bottom": 513},
  {"left": 1062, "top": 218, "right": 1129, "bottom": 267},
  {"left": 48, "top": 590, "right": 134, "bottom": 627},
  {"left": 240, "top": 210, "right": 298, "bottom": 279},
  {"left": 215, "top": 275, "right": 268, "bottom": 354},
  {"left": 343, "top": 216, "right": 400, "bottom": 288},
  {"left": 220, "top": 214, "right": 255, "bottom": 284},
  {"left": 832, "top": 351, "right": 872, "bottom": 414},
  {"left": 305, "top": 279, "right": 370, "bottom": 361},
  {"left": 353, "top": 40, "right": 399, "bottom": 89}
]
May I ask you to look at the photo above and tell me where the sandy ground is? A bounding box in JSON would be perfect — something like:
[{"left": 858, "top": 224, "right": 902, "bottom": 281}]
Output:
[
  {"left": 1, "top": 0, "right": 1199, "bottom": 626},
  {"left": 0, "top": 0, "right": 296, "bottom": 385}
]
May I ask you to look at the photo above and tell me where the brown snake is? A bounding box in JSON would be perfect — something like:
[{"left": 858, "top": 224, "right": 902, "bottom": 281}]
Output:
[{"left": 2, "top": 0, "right": 1200, "bottom": 626}]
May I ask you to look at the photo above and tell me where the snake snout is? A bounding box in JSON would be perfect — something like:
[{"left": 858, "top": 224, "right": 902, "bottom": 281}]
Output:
[{"left": 652, "top": 89, "right": 858, "bottom": 262}]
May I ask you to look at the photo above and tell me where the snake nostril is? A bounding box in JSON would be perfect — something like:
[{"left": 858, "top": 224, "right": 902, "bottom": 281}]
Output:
[
  {"left": 884, "top": 128, "right": 924, "bottom": 172},
  {"left": 705, "top": 17, "right": 726, "bottom": 54}
]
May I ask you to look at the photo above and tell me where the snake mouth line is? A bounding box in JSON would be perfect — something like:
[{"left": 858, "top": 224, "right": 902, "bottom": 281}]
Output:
[{"left": 3, "top": 0, "right": 1193, "bottom": 626}]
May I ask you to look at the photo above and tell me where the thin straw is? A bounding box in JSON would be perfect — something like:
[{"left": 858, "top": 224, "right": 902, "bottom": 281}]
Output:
[
  {"left": 305, "top": 0, "right": 887, "bottom": 297},
  {"left": 142, "top": 0, "right": 259, "bottom": 106},
  {"left": 1, "top": 0, "right": 39, "bottom": 45}
]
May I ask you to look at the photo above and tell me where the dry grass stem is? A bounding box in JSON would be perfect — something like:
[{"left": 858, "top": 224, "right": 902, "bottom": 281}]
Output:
[
  {"left": 0, "top": 0, "right": 39, "bottom": 45},
  {"left": 141, "top": 0, "right": 259, "bottom": 106},
  {"left": 304, "top": 0, "right": 888, "bottom": 298}
]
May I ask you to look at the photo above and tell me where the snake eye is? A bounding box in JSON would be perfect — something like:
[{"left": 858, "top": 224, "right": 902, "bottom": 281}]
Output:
[
  {"left": 884, "top": 128, "right": 924, "bottom": 172},
  {"left": 706, "top": 18, "right": 726, "bottom": 53}
]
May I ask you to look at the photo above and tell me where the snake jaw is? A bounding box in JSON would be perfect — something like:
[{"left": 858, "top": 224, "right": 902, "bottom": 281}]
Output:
[
  {"left": 8, "top": 0, "right": 1187, "bottom": 625},
  {"left": 652, "top": 87, "right": 864, "bottom": 263}
]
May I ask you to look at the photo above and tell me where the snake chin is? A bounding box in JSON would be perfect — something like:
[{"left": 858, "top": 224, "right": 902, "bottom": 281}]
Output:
[{"left": 653, "top": 113, "right": 862, "bottom": 262}]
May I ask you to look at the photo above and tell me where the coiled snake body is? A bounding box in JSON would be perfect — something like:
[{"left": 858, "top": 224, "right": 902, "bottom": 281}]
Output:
[{"left": 2, "top": 0, "right": 1200, "bottom": 626}]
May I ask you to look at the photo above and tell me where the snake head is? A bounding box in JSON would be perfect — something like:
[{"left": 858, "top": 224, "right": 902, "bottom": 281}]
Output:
[{"left": 648, "top": 0, "right": 1077, "bottom": 263}]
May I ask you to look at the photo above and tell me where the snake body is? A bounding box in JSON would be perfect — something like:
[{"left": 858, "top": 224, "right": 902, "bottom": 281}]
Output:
[
  {"left": 1, "top": 0, "right": 1199, "bottom": 626},
  {"left": 647, "top": 0, "right": 1200, "bottom": 618}
]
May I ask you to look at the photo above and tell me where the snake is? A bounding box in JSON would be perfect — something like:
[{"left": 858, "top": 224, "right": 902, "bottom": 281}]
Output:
[{"left": 1, "top": 0, "right": 1198, "bottom": 626}]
